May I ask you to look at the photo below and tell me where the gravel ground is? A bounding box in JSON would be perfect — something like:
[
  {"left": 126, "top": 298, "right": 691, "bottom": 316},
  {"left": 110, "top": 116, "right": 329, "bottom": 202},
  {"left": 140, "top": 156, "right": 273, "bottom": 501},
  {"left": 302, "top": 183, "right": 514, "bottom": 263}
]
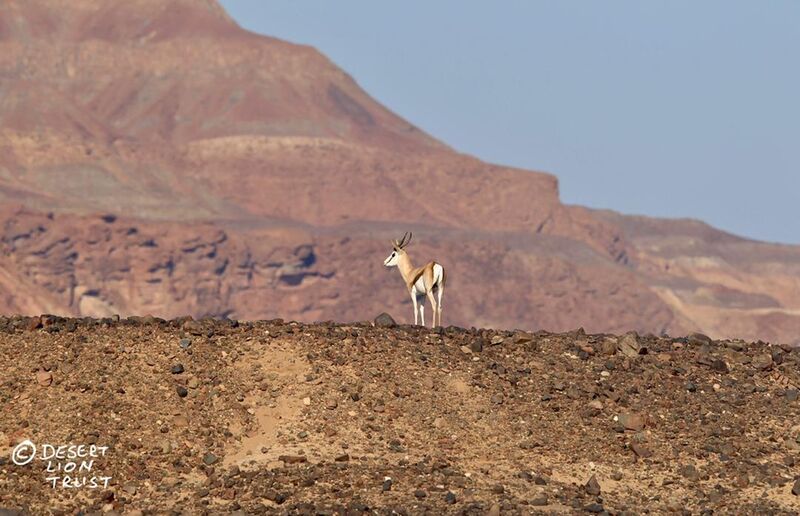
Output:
[{"left": 0, "top": 315, "right": 798, "bottom": 515}]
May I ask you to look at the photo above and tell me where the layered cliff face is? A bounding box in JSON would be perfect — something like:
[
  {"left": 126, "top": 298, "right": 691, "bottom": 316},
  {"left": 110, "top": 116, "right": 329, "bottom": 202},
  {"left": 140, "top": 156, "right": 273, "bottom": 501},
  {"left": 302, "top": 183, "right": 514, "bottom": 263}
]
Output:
[
  {"left": 595, "top": 211, "right": 800, "bottom": 343},
  {"left": 0, "top": 0, "right": 798, "bottom": 342},
  {"left": 0, "top": 206, "right": 672, "bottom": 336}
]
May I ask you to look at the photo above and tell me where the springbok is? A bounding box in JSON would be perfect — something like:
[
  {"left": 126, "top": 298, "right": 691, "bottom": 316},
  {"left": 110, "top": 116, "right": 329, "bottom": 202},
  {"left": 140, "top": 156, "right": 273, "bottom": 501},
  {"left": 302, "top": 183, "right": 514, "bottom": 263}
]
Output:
[{"left": 383, "top": 232, "right": 446, "bottom": 327}]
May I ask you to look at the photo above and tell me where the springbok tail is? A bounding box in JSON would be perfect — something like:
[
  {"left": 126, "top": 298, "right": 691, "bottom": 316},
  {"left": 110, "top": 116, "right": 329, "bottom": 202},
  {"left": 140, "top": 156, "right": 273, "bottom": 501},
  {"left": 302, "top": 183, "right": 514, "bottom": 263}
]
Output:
[{"left": 432, "top": 262, "right": 445, "bottom": 288}]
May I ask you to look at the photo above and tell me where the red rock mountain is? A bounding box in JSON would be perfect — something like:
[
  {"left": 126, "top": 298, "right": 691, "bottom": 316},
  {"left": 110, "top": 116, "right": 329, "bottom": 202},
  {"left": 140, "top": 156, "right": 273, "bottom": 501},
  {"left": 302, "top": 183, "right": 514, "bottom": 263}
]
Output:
[{"left": 1, "top": 0, "right": 798, "bottom": 343}]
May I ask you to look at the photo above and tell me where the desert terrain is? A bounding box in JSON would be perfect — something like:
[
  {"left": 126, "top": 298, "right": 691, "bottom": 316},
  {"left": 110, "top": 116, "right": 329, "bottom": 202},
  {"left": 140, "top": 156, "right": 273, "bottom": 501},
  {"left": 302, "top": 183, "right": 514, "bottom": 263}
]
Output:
[
  {"left": 1, "top": 315, "right": 799, "bottom": 514},
  {"left": 1, "top": 3, "right": 799, "bottom": 513}
]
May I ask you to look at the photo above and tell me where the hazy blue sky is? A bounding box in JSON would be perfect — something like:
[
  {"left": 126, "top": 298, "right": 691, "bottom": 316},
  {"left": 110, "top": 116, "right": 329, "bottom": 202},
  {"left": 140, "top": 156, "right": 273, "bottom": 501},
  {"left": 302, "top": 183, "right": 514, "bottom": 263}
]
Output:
[{"left": 221, "top": 1, "right": 799, "bottom": 244}]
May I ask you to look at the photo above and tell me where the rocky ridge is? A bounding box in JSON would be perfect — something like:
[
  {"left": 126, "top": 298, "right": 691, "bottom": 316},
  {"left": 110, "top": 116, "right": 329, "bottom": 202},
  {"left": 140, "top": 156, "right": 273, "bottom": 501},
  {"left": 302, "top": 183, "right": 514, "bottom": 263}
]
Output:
[{"left": 0, "top": 316, "right": 798, "bottom": 514}]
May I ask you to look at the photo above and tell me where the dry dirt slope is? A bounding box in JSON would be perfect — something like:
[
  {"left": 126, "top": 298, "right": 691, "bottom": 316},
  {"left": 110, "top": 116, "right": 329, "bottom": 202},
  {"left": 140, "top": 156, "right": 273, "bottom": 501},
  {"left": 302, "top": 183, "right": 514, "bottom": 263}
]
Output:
[{"left": 0, "top": 315, "right": 799, "bottom": 515}]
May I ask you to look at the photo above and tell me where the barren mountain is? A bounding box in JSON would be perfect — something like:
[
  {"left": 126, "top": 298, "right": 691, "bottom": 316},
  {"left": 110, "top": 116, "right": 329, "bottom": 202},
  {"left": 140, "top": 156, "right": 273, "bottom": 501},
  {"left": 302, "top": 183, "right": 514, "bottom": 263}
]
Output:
[{"left": 0, "top": 0, "right": 799, "bottom": 343}]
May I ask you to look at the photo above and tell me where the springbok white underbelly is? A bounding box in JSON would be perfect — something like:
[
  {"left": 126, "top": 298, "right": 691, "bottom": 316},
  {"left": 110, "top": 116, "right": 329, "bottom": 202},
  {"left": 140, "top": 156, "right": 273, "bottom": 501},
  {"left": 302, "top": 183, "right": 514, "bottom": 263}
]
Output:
[{"left": 412, "top": 263, "right": 444, "bottom": 296}]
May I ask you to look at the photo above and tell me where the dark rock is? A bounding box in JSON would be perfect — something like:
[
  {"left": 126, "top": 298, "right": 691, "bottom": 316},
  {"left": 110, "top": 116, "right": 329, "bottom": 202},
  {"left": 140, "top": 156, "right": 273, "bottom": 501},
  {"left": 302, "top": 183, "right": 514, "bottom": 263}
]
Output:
[
  {"left": 445, "top": 491, "right": 456, "bottom": 504},
  {"left": 176, "top": 386, "right": 188, "bottom": 398},
  {"left": 695, "top": 354, "right": 714, "bottom": 368},
  {"left": 517, "top": 471, "right": 533, "bottom": 481},
  {"left": 183, "top": 319, "right": 204, "bottom": 336},
  {"left": 279, "top": 455, "right": 307, "bottom": 464},
  {"left": 512, "top": 331, "right": 533, "bottom": 344},
  {"left": 601, "top": 339, "right": 618, "bottom": 356},
  {"left": 26, "top": 317, "right": 42, "bottom": 331},
  {"left": 631, "top": 442, "right": 652, "bottom": 458},
  {"left": 584, "top": 475, "right": 601, "bottom": 496},
  {"left": 374, "top": 313, "right": 396, "bottom": 328},
  {"left": 179, "top": 338, "right": 191, "bottom": 349},
  {"left": 566, "top": 387, "right": 582, "bottom": 400},
  {"left": 686, "top": 382, "right": 697, "bottom": 392},
  {"left": 584, "top": 503, "right": 605, "bottom": 513},
  {"left": 530, "top": 494, "right": 548, "bottom": 506},
  {"left": 413, "top": 489, "right": 427, "bottom": 499},
  {"left": 203, "top": 453, "right": 218, "bottom": 465},
  {"left": 787, "top": 389, "right": 799, "bottom": 402},
  {"left": 734, "top": 475, "right": 749, "bottom": 489},
  {"left": 618, "top": 332, "right": 647, "bottom": 358},
  {"left": 382, "top": 479, "right": 392, "bottom": 492},
  {"left": 792, "top": 478, "right": 800, "bottom": 496},
  {"left": 581, "top": 404, "right": 601, "bottom": 418},
  {"left": 710, "top": 359, "right": 729, "bottom": 373},
  {"left": 470, "top": 338, "right": 485, "bottom": 353},
  {"left": 752, "top": 353, "right": 773, "bottom": 370},
  {"left": 725, "top": 340, "right": 746, "bottom": 352},
  {"left": 679, "top": 464, "right": 700, "bottom": 481},
  {"left": 171, "top": 364, "right": 185, "bottom": 374},
  {"left": 334, "top": 453, "right": 350, "bottom": 462},
  {"left": 688, "top": 333, "right": 713, "bottom": 346}
]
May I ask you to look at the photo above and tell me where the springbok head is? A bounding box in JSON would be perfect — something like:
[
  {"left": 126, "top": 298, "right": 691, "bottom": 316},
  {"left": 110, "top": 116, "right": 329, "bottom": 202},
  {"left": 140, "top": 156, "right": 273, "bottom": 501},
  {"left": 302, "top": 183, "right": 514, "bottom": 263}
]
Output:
[{"left": 383, "top": 232, "right": 412, "bottom": 267}]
